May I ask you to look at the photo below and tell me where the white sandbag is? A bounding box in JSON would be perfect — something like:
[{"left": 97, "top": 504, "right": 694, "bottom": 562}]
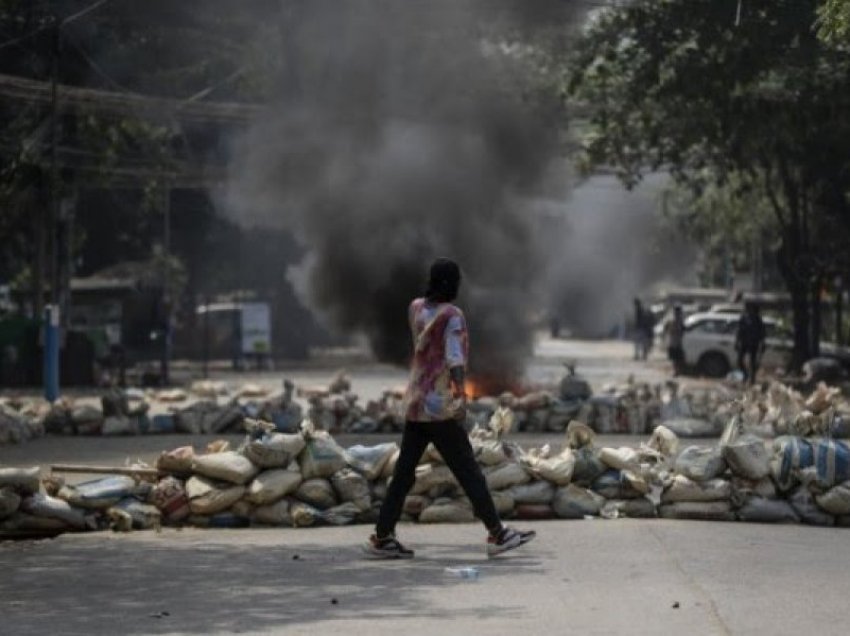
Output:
[
  {"left": 491, "top": 490, "right": 515, "bottom": 516},
  {"left": 246, "top": 469, "right": 302, "bottom": 505},
  {"left": 721, "top": 422, "right": 770, "bottom": 480},
  {"left": 552, "top": 484, "right": 606, "bottom": 519},
  {"left": 566, "top": 420, "right": 596, "bottom": 449},
  {"left": 658, "top": 501, "right": 735, "bottom": 521},
  {"left": 816, "top": 481, "right": 850, "bottom": 515},
  {"left": 150, "top": 477, "right": 190, "bottom": 522},
  {"left": 648, "top": 425, "right": 679, "bottom": 457},
  {"left": 156, "top": 446, "right": 195, "bottom": 474},
  {"left": 600, "top": 497, "right": 656, "bottom": 519},
  {"left": 572, "top": 447, "right": 607, "bottom": 485},
  {"left": 403, "top": 494, "right": 431, "bottom": 517},
  {"left": 345, "top": 443, "right": 399, "bottom": 480},
  {"left": 102, "top": 415, "right": 137, "bottom": 436},
  {"left": 489, "top": 406, "right": 516, "bottom": 438},
  {"left": 674, "top": 446, "right": 726, "bottom": 482},
  {"left": 663, "top": 417, "right": 721, "bottom": 438},
  {"left": 599, "top": 447, "right": 640, "bottom": 471},
  {"left": 331, "top": 469, "right": 371, "bottom": 511},
  {"left": 0, "top": 467, "right": 40, "bottom": 494},
  {"left": 0, "top": 488, "right": 21, "bottom": 519},
  {"left": 661, "top": 475, "right": 731, "bottom": 503},
  {"left": 1, "top": 512, "right": 70, "bottom": 531},
  {"left": 622, "top": 470, "right": 650, "bottom": 495},
  {"left": 318, "top": 502, "right": 360, "bottom": 526},
  {"left": 251, "top": 499, "right": 291, "bottom": 526},
  {"left": 736, "top": 498, "right": 800, "bottom": 523},
  {"left": 592, "top": 470, "right": 644, "bottom": 499},
  {"left": 381, "top": 448, "right": 401, "bottom": 479},
  {"left": 419, "top": 499, "right": 475, "bottom": 523},
  {"left": 191, "top": 451, "right": 258, "bottom": 485},
  {"left": 299, "top": 433, "right": 347, "bottom": 479},
  {"left": 788, "top": 487, "right": 835, "bottom": 526},
  {"left": 244, "top": 433, "right": 306, "bottom": 469},
  {"left": 186, "top": 477, "right": 245, "bottom": 515},
  {"left": 508, "top": 480, "right": 556, "bottom": 505},
  {"left": 21, "top": 493, "right": 90, "bottom": 529},
  {"left": 109, "top": 498, "right": 161, "bottom": 530},
  {"left": 730, "top": 476, "right": 778, "bottom": 505},
  {"left": 290, "top": 501, "right": 319, "bottom": 527},
  {"left": 57, "top": 476, "right": 148, "bottom": 510},
  {"left": 295, "top": 478, "right": 337, "bottom": 510},
  {"left": 473, "top": 440, "right": 509, "bottom": 466},
  {"left": 422, "top": 443, "right": 444, "bottom": 465},
  {"left": 185, "top": 475, "right": 214, "bottom": 499},
  {"left": 484, "top": 463, "right": 531, "bottom": 491},
  {"left": 524, "top": 450, "right": 575, "bottom": 486},
  {"left": 411, "top": 464, "right": 458, "bottom": 495}
]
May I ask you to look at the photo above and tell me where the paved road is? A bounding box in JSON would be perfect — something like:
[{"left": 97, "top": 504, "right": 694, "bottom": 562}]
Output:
[{"left": 2, "top": 520, "right": 847, "bottom": 635}]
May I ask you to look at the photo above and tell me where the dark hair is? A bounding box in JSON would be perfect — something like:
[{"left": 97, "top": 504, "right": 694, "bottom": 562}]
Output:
[{"left": 425, "top": 257, "right": 461, "bottom": 303}]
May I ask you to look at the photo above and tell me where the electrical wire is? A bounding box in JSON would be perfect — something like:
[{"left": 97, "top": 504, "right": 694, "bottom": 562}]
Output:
[{"left": 0, "top": 0, "right": 114, "bottom": 51}]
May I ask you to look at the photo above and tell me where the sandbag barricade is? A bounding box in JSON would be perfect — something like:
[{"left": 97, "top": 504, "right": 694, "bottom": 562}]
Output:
[{"left": 8, "top": 401, "right": 850, "bottom": 535}]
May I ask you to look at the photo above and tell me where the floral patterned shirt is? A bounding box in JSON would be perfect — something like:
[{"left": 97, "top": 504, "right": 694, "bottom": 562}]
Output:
[{"left": 404, "top": 298, "right": 469, "bottom": 422}]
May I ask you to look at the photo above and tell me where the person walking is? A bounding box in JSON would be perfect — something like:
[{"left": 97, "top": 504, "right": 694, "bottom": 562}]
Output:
[
  {"left": 364, "top": 258, "right": 536, "bottom": 559},
  {"left": 736, "top": 302, "right": 766, "bottom": 384}
]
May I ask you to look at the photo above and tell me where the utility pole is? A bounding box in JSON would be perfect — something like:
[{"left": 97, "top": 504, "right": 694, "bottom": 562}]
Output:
[
  {"left": 44, "top": 13, "right": 61, "bottom": 402},
  {"left": 48, "top": 15, "right": 60, "bottom": 308}
]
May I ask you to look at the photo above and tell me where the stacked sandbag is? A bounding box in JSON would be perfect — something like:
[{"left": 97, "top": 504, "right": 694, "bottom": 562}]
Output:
[{"left": 18, "top": 400, "right": 850, "bottom": 537}]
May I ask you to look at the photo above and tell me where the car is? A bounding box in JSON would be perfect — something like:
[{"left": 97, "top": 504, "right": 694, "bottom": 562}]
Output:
[{"left": 680, "top": 312, "right": 793, "bottom": 377}]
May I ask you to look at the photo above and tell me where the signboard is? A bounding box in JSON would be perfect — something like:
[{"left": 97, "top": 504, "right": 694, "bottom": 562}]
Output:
[{"left": 240, "top": 303, "right": 271, "bottom": 355}]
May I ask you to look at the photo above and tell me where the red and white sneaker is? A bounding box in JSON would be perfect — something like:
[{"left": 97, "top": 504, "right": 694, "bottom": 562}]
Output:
[{"left": 486, "top": 526, "right": 536, "bottom": 557}]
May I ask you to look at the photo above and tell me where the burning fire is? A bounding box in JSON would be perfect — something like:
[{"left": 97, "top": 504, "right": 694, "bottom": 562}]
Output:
[{"left": 465, "top": 375, "right": 526, "bottom": 400}]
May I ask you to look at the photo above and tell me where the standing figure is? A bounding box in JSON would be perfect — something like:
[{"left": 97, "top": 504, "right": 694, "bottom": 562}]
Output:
[
  {"left": 364, "top": 258, "right": 535, "bottom": 559},
  {"left": 736, "top": 302, "right": 766, "bottom": 384},
  {"left": 633, "top": 298, "right": 653, "bottom": 360}
]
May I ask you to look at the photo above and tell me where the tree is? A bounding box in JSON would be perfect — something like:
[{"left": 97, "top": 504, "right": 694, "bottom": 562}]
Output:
[
  {"left": 819, "top": 0, "right": 850, "bottom": 45},
  {"left": 569, "top": 0, "right": 850, "bottom": 367}
]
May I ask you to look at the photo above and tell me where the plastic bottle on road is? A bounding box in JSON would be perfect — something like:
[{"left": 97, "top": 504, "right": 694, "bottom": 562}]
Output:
[{"left": 444, "top": 567, "right": 480, "bottom": 581}]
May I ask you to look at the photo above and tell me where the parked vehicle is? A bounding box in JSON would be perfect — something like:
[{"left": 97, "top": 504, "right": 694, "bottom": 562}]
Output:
[{"left": 681, "top": 312, "right": 791, "bottom": 377}]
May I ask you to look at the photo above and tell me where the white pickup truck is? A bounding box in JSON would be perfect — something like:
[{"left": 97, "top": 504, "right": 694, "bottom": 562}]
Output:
[{"left": 681, "top": 312, "right": 791, "bottom": 377}]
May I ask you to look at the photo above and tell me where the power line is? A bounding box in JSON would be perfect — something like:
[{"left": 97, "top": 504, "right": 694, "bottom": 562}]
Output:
[
  {"left": 0, "top": 71, "right": 262, "bottom": 125},
  {"left": 0, "top": 0, "right": 113, "bottom": 51},
  {"left": 61, "top": 0, "right": 111, "bottom": 26}
]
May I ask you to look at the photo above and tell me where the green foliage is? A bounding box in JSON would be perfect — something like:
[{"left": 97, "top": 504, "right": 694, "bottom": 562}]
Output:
[
  {"left": 818, "top": 0, "right": 850, "bottom": 45},
  {"left": 569, "top": 0, "right": 850, "bottom": 363}
]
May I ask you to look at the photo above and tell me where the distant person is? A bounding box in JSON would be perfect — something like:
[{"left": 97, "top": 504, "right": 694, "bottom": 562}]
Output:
[
  {"left": 736, "top": 302, "right": 766, "bottom": 384},
  {"left": 666, "top": 305, "right": 686, "bottom": 376},
  {"left": 364, "top": 257, "right": 535, "bottom": 559},
  {"left": 633, "top": 298, "right": 653, "bottom": 360}
]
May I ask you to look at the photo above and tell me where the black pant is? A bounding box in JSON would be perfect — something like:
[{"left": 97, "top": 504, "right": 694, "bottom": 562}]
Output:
[
  {"left": 738, "top": 348, "right": 759, "bottom": 384},
  {"left": 376, "top": 420, "right": 502, "bottom": 537}
]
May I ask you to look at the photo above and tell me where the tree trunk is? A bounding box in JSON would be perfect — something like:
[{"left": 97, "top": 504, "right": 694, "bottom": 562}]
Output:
[
  {"left": 777, "top": 235, "right": 810, "bottom": 370},
  {"left": 811, "top": 277, "right": 822, "bottom": 358}
]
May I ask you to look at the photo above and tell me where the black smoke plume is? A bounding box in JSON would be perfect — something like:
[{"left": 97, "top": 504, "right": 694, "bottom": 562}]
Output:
[{"left": 225, "top": 1, "right": 570, "bottom": 386}]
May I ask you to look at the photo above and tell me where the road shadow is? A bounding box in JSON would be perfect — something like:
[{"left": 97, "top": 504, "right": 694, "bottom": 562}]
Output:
[{"left": 1, "top": 531, "right": 546, "bottom": 635}]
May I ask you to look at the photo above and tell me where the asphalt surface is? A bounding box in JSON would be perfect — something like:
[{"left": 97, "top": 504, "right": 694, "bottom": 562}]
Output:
[{"left": 3, "top": 520, "right": 849, "bottom": 635}]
